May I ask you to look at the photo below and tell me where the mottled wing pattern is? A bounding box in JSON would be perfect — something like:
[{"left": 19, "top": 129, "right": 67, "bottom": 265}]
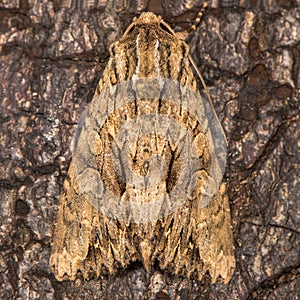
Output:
[{"left": 50, "top": 12, "right": 235, "bottom": 283}]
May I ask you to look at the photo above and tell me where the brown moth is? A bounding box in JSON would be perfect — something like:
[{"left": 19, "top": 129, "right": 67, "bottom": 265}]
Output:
[{"left": 50, "top": 12, "right": 235, "bottom": 283}]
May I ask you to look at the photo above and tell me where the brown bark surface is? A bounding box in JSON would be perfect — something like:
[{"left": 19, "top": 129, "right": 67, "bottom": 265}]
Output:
[{"left": 0, "top": 0, "right": 299, "bottom": 299}]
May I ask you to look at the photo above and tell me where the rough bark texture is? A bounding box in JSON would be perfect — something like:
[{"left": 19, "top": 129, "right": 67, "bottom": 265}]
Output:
[{"left": 0, "top": 0, "right": 299, "bottom": 299}]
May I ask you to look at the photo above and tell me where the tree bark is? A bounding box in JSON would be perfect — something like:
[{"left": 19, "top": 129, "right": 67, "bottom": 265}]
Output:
[{"left": 0, "top": 0, "right": 299, "bottom": 299}]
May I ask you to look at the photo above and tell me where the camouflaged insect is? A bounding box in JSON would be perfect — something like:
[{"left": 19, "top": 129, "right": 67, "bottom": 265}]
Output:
[{"left": 50, "top": 12, "right": 235, "bottom": 283}]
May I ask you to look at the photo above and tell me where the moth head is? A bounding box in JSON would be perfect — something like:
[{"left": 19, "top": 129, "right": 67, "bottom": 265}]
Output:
[
  {"left": 133, "top": 12, "right": 163, "bottom": 25},
  {"left": 111, "top": 12, "right": 190, "bottom": 56},
  {"left": 123, "top": 12, "right": 176, "bottom": 38}
]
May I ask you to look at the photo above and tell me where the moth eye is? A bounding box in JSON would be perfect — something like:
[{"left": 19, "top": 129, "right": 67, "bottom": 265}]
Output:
[{"left": 159, "top": 23, "right": 173, "bottom": 35}]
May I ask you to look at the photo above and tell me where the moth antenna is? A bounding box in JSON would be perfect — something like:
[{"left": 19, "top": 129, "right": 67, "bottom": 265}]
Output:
[
  {"left": 191, "top": 1, "right": 208, "bottom": 31},
  {"left": 188, "top": 55, "right": 228, "bottom": 146}
]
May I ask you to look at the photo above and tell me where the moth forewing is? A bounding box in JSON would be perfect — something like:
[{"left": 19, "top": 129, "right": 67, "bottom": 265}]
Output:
[{"left": 50, "top": 12, "right": 235, "bottom": 283}]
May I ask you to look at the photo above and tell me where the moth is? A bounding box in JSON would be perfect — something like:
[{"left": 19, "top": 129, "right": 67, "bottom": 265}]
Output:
[{"left": 50, "top": 12, "right": 236, "bottom": 283}]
